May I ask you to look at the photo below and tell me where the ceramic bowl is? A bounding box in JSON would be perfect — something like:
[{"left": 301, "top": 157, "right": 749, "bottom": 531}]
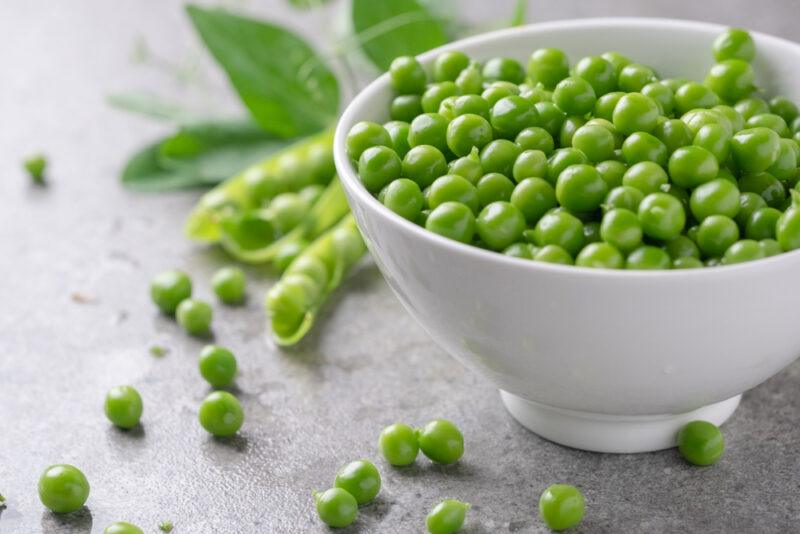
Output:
[{"left": 334, "top": 18, "right": 800, "bottom": 453}]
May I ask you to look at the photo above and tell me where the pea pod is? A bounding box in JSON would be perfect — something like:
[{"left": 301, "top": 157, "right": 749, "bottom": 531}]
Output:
[
  {"left": 184, "top": 129, "right": 334, "bottom": 243},
  {"left": 266, "top": 215, "right": 366, "bottom": 345}
]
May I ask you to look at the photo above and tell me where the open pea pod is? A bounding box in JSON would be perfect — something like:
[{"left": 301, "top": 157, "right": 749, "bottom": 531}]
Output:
[
  {"left": 265, "top": 215, "right": 366, "bottom": 346},
  {"left": 184, "top": 128, "right": 334, "bottom": 243}
]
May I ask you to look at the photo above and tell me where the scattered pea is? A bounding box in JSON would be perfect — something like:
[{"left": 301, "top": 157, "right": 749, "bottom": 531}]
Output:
[
  {"left": 314, "top": 488, "right": 358, "bottom": 528},
  {"left": 677, "top": 420, "right": 725, "bottom": 465},
  {"left": 104, "top": 385, "right": 143, "bottom": 429},
  {"left": 198, "top": 391, "right": 244, "bottom": 437},
  {"left": 150, "top": 270, "right": 192, "bottom": 315},
  {"left": 426, "top": 499, "right": 470, "bottom": 534},
  {"left": 334, "top": 460, "right": 381, "bottom": 504},
  {"left": 104, "top": 523, "right": 144, "bottom": 534},
  {"left": 539, "top": 484, "right": 585, "bottom": 531},
  {"left": 211, "top": 266, "right": 246, "bottom": 305},
  {"left": 176, "top": 298, "right": 213, "bottom": 336},
  {"left": 416, "top": 419, "right": 464, "bottom": 465},
  {"left": 38, "top": 464, "right": 90, "bottom": 514},
  {"left": 198, "top": 345, "right": 238, "bottom": 388}
]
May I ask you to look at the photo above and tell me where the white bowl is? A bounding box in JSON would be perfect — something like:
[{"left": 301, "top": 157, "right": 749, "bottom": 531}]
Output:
[{"left": 334, "top": 18, "right": 800, "bottom": 453}]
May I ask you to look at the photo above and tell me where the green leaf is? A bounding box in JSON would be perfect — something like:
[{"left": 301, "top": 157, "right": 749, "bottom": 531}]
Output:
[
  {"left": 287, "top": 0, "right": 333, "bottom": 9},
  {"left": 510, "top": 0, "right": 527, "bottom": 27},
  {"left": 107, "top": 92, "right": 209, "bottom": 123},
  {"left": 351, "top": 0, "right": 448, "bottom": 72},
  {"left": 185, "top": 5, "right": 339, "bottom": 138}
]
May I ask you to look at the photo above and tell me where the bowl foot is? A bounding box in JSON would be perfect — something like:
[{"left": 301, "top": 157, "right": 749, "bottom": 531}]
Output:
[{"left": 499, "top": 391, "right": 741, "bottom": 453}]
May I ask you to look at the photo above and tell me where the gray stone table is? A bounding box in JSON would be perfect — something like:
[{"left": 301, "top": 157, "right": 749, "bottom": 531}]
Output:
[{"left": 1, "top": 1, "right": 799, "bottom": 532}]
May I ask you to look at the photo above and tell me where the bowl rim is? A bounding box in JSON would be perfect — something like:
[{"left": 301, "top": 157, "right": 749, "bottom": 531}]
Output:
[{"left": 334, "top": 16, "right": 800, "bottom": 279}]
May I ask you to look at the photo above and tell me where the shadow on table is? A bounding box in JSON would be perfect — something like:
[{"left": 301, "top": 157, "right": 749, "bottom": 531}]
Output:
[{"left": 41, "top": 506, "right": 92, "bottom": 533}]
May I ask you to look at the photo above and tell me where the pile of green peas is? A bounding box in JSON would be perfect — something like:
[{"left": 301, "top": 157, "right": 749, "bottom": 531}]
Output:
[{"left": 347, "top": 28, "right": 800, "bottom": 269}]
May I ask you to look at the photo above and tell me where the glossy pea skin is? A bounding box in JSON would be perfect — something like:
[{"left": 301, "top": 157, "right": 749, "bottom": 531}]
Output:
[
  {"left": 622, "top": 161, "right": 668, "bottom": 195},
  {"left": 723, "top": 239, "right": 765, "bottom": 264},
  {"left": 448, "top": 152, "right": 484, "bottom": 185},
  {"left": 747, "top": 113, "right": 791, "bottom": 138},
  {"left": 384, "top": 120, "right": 411, "bottom": 158},
  {"left": 510, "top": 178, "right": 557, "bottom": 225},
  {"left": 675, "top": 82, "right": 719, "bottom": 115},
  {"left": 574, "top": 55, "right": 617, "bottom": 96},
  {"left": 451, "top": 95, "right": 490, "bottom": 120},
  {"left": 555, "top": 164, "right": 608, "bottom": 212},
  {"left": 682, "top": 108, "right": 733, "bottom": 137},
  {"left": 409, "top": 113, "right": 449, "bottom": 154},
  {"left": 428, "top": 175, "right": 479, "bottom": 214},
  {"left": 613, "top": 93, "right": 660, "bottom": 135},
  {"left": 212, "top": 267, "right": 246, "bottom": 305},
  {"left": 672, "top": 256, "right": 704, "bottom": 268},
  {"left": 539, "top": 484, "right": 585, "bottom": 531},
  {"left": 605, "top": 185, "right": 644, "bottom": 212},
  {"left": 642, "top": 82, "right": 675, "bottom": 115},
  {"left": 690, "top": 178, "right": 740, "bottom": 221},
  {"left": 379, "top": 423, "right": 419, "bottom": 466},
  {"left": 735, "top": 96, "right": 770, "bottom": 121},
  {"left": 730, "top": 127, "right": 781, "bottom": 173},
  {"left": 533, "top": 244, "right": 574, "bottom": 264},
  {"left": 476, "top": 201, "right": 526, "bottom": 250},
  {"left": 653, "top": 119, "right": 694, "bottom": 154},
  {"left": 198, "top": 345, "right": 237, "bottom": 388},
  {"left": 638, "top": 192, "right": 686, "bottom": 241},
  {"left": 527, "top": 48, "right": 570, "bottom": 89},
  {"left": 346, "top": 121, "right": 392, "bottom": 161},
  {"left": 593, "top": 92, "right": 625, "bottom": 122},
  {"left": 533, "top": 210, "right": 584, "bottom": 256},
  {"left": 455, "top": 62, "right": 483, "bottom": 94},
  {"left": 490, "top": 95, "right": 539, "bottom": 139},
  {"left": 390, "top": 94, "right": 424, "bottom": 122},
  {"left": 767, "top": 139, "right": 798, "bottom": 180},
  {"left": 150, "top": 270, "right": 192, "bottom": 315},
  {"left": 104, "top": 385, "right": 143, "bottom": 429},
  {"left": 427, "top": 499, "right": 470, "bottom": 534},
  {"left": 417, "top": 419, "right": 464, "bottom": 464},
  {"left": 760, "top": 238, "right": 783, "bottom": 256},
  {"left": 445, "top": 114, "right": 493, "bottom": 157},
  {"left": 480, "top": 139, "right": 521, "bottom": 177},
  {"left": 571, "top": 124, "right": 615, "bottom": 163},
  {"left": 600, "top": 208, "right": 643, "bottom": 252},
  {"left": 389, "top": 56, "right": 427, "bottom": 94},
  {"left": 777, "top": 191, "right": 800, "bottom": 250},
  {"left": 314, "top": 488, "right": 357, "bottom": 528},
  {"left": 621, "top": 132, "right": 668, "bottom": 166},
  {"left": 334, "top": 460, "right": 381, "bottom": 505},
  {"left": 769, "top": 95, "right": 799, "bottom": 123},
  {"left": 104, "top": 523, "right": 143, "bottom": 534},
  {"left": 38, "top": 464, "right": 90, "bottom": 514},
  {"left": 665, "top": 235, "right": 701, "bottom": 259},
  {"left": 705, "top": 59, "right": 755, "bottom": 103},
  {"left": 601, "top": 51, "right": 631, "bottom": 75},
  {"left": 546, "top": 148, "right": 589, "bottom": 185},
  {"left": 693, "top": 123, "right": 731, "bottom": 164},
  {"left": 434, "top": 51, "right": 470, "bottom": 82},
  {"left": 534, "top": 102, "right": 567, "bottom": 137},
  {"left": 176, "top": 299, "right": 212, "bottom": 337},
  {"left": 677, "top": 420, "right": 725, "bottom": 465},
  {"left": 504, "top": 242, "right": 536, "bottom": 258},
  {"left": 516, "top": 127, "right": 555, "bottom": 155},
  {"left": 735, "top": 192, "right": 768, "bottom": 228},
  {"left": 382, "top": 178, "right": 424, "bottom": 220},
  {"left": 575, "top": 242, "right": 624, "bottom": 269},
  {"left": 626, "top": 245, "right": 672, "bottom": 270},
  {"left": 668, "top": 146, "right": 719, "bottom": 188},
  {"left": 745, "top": 207, "right": 782, "bottom": 239},
  {"left": 425, "top": 202, "right": 476, "bottom": 244},
  {"left": 476, "top": 173, "right": 515, "bottom": 206},
  {"left": 358, "top": 145, "right": 402, "bottom": 194},
  {"left": 738, "top": 171, "right": 786, "bottom": 208},
  {"left": 481, "top": 85, "right": 514, "bottom": 108},
  {"left": 198, "top": 391, "right": 244, "bottom": 437},
  {"left": 422, "top": 82, "right": 458, "bottom": 114},
  {"left": 512, "top": 150, "right": 548, "bottom": 181},
  {"left": 595, "top": 160, "right": 627, "bottom": 189},
  {"left": 697, "top": 215, "right": 740, "bottom": 257},
  {"left": 713, "top": 28, "right": 755, "bottom": 62},
  {"left": 553, "top": 76, "right": 597, "bottom": 116},
  {"left": 482, "top": 57, "right": 525, "bottom": 84},
  {"left": 618, "top": 63, "right": 657, "bottom": 92},
  {"left": 713, "top": 104, "right": 745, "bottom": 132},
  {"left": 559, "top": 116, "right": 587, "bottom": 148},
  {"left": 402, "top": 145, "right": 448, "bottom": 189}
]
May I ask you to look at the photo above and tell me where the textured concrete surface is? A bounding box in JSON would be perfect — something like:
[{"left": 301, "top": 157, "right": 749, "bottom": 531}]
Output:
[{"left": 1, "top": 1, "right": 800, "bottom": 533}]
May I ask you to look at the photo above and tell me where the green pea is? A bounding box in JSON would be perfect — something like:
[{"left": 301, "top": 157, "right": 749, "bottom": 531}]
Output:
[
  {"left": 760, "top": 238, "right": 783, "bottom": 256},
  {"left": 735, "top": 192, "right": 768, "bottom": 228},
  {"left": 677, "top": 420, "right": 725, "bottom": 465},
  {"left": 613, "top": 92, "right": 660, "bottom": 135},
  {"left": 427, "top": 499, "right": 470, "bottom": 534},
  {"left": 358, "top": 146, "right": 402, "bottom": 194},
  {"left": 558, "top": 116, "right": 586, "bottom": 148},
  {"left": 735, "top": 96, "right": 770, "bottom": 120},
  {"left": 480, "top": 139, "right": 521, "bottom": 177},
  {"left": 210, "top": 266, "right": 246, "bottom": 305},
  {"left": 626, "top": 245, "right": 672, "bottom": 270},
  {"left": 595, "top": 160, "right": 627, "bottom": 189},
  {"left": 382, "top": 178, "right": 424, "bottom": 221},
  {"left": 534, "top": 244, "right": 574, "bottom": 265},
  {"left": 442, "top": 114, "right": 491, "bottom": 157},
  {"left": 668, "top": 146, "right": 719, "bottom": 188},
  {"left": 533, "top": 210, "right": 584, "bottom": 256},
  {"left": 390, "top": 94, "right": 424, "bottom": 122},
  {"left": 583, "top": 221, "right": 601, "bottom": 244},
  {"left": 481, "top": 85, "right": 514, "bottom": 108},
  {"left": 546, "top": 148, "right": 589, "bottom": 185},
  {"left": 448, "top": 150, "right": 484, "bottom": 185},
  {"left": 379, "top": 423, "right": 419, "bottom": 466},
  {"left": 527, "top": 48, "right": 570, "bottom": 89},
  {"left": 571, "top": 124, "right": 615, "bottom": 163},
  {"left": 402, "top": 145, "right": 448, "bottom": 188},
  {"left": 150, "top": 270, "right": 192, "bottom": 315},
  {"left": 476, "top": 201, "right": 526, "bottom": 250},
  {"left": 682, "top": 108, "right": 733, "bottom": 137},
  {"left": 600, "top": 208, "right": 643, "bottom": 252},
  {"left": 604, "top": 185, "right": 644, "bottom": 213},
  {"left": 571, "top": 56, "right": 615, "bottom": 96},
  {"left": 533, "top": 101, "right": 567, "bottom": 137},
  {"left": 697, "top": 215, "right": 740, "bottom": 257},
  {"left": 766, "top": 139, "right": 798, "bottom": 180},
  {"left": 389, "top": 56, "right": 427, "bottom": 94},
  {"left": 176, "top": 299, "right": 212, "bottom": 337},
  {"left": 515, "top": 127, "right": 555, "bottom": 155},
  {"left": 512, "top": 150, "right": 548, "bottom": 181},
  {"left": 638, "top": 192, "right": 686, "bottom": 240},
  {"left": 723, "top": 239, "right": 765, "bottom": 264},
  {"left": 104, "top": 522, "right": 143, "bottom": 534},
  {"left": 553, "top": 76, "right": 597, "bottom": 116},
  {"left": 730, "top": 127, "right": 781, "bottom": 172},
  {"left": 384, "top": 120, "right": 411, "bottom": 158},
  {"left": 738, "top": 171, "right": 786, "bottom": 207},
  {"left": 622, "top": 161, "right": 668, "bottom": 195},
  {"left": 621, "top": 132, "right": 668, "bottom": 166},
  {"left": 490, "top": 96, "right": 539, "bottom": 139},
  {"left": 433, "top": 51, "right": 470, "bottom": 82},
  {"left": 539, "top": 484, "right": 585, "bottom": 531},
  {"left": 675, "top": 82, "right": 719, "bottom": 115},
  {"left": 482, "top": 57, "right": 525, "bottom": 84},
  {"left": 455, "top": 62, "right": 483, "bottom": 95},
  {"left": 555, "top": 164, "right": 608, "bottom": 212},
  {"left": 690, "top": 178, "right": 740, "bottom": 221},
  {"left": 658, "top": 77, "right": 689, "bottom": 93},
  {"left": 38, "top": 464, "right": 90, "bottom": 514},
  {"left": 416, "top": 419, "right": 464, "bottom": 464},
  {"left": 642, "top": 81, "right": 675, "bottom": 115},
  {"left": 425, "top": 202, "right": 476, "bottom": 244},
  {"left": 476, "top": 173, "right": 515, "bottom": 207},
  {"left": 705, "top": 59, "right": 755, "bottom": 103},
  {"left": 314, "top": 488, "right": 357, "bottom": 528},
  {"left": 692, "top": 123, "right": 731, "bottom": 164},
  {"left": 422, "top": 82, "right": 458, "bottom": 114},
  {"left": 601, "top": 51, "right": 631, "bottom": 76},
  {"left": 618, "top": 63, "right": 658, "bottom": 92},
  {"left": 575, "top": 242, "right": 624, "bottom": 269},
  {"left": 593, "top": 91, "right": 624, "bottom": 122},
  {"left": 451, "top": 94, "right": 490, "bottom": 120},
  {"left": 198, "top": 391, "right": 244, "bottom": 437},
  {"left": 777, "top": 191, "right": 800, "bottom": 251},
  {"left": 198, "top": 345, "right": 237, "bottom": 388},
  {"left": 747, "top": 113, "right": 791, "bottom": 138},
  {"left": 673, "top": 256, "right": 704, "bottom": 268},
  {"left": 333, "top": 460, "right": 381, "bottom": 505},
  {"left": 519, "top": 83, "right": 553, "bottom": 104},
  {"left": 409, "top": 113, "right": 449, "bottom": 154},
  {"left": 745, "top": 207, "right": 782, "bottom": 239},
  {"left": 665, "top": 235, "right": 700, "bottom": 259},
  {"left": 769, "top": 95, "right": 799, "bottom": 123},
  {"left": 713, "top": 104, "right": 745, "bottom": 132},
  {"left": 104, "top": 385, "right": 143, "bottom": 429},
  {"left": 510, "top": 177, "right": 557, "bottom": 225},
  {"left": 428, "top": 175, "right": 480, "bottom": 214},
  {"left": 713, "top": 28, "right": 755, "bottom": 62},
  {"left": 346, "top": 121, "right": 392, "bottom": 161},
  {"left": 504, "top": 242, "right": 536, "bottom": 259}
]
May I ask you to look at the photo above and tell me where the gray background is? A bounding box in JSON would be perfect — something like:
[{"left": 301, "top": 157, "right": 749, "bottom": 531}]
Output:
[{"left": 1, "top": 1, "right": 799, "bottom": 532}]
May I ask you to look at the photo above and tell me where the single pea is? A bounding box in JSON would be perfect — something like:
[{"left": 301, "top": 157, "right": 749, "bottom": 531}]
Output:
[
  {"left": 595, "top": 160, "right": 627, "bottom": 190},
  {"left": 600, "top": 208, "right": 643, "bottom": 252},
  {"left": 475, "top": 173, "right": 514, "bottom": 207},
  {"left": 434, "top": 51, "right": 470, "bottom": 82},
  {"left": 534, "top": 244, "right": 574, "bottom": 265},
  {"left": 476, "top": 201, "right": 526, "bottom": 251},
  {"left": 428, "top": 175, "right": 480, "bottom": 214},
  {"left": 519, "top": 83, "right": 553, "bottom": 103},
  {"left": 747, "top": 113, "right": 791, "bottom": 138},
  {"left": 150, "top": 270, "right": 192, "bottom": 315},
  {"left": 379, "top": 423, "right": 419, "bottom": 466},
  {"left": 510, "top": 178, "right": 557, "bottom": 225},
  {"left": 389, "top": 56, "right": 427, "bottom": 94},
  {"left": 675, "top": 82, "right": 719, "bottom": 115},
  {"left": 738, "top": 171, "right": 786, "bottom": 207},
  {"left": 682, "top": 108, "right": 733, "bottom": 137},
  {"left": 613, "top": 93, "right": 660, "bottom": 135},
  {"left": 104, "top": 385, "right": 143, "bottom": 429},
  {"left": 705, "top": 59, "right": 755, "bottom": 103},
  {"left": 690, "top": 178, "right": 740, "bottom": 221},
  {"left": 267, "top": 192, "right": 310, "bottom": 235},
  {"left": 546, "top": 148, "right": 589, "bottom": 185},
  {"left": 512, "top": 150, "right": 548, "bottom": 181},
  {"left": 777, "top": 191, "right": 800, "bottom": 251},
  {"left": 622, "top": 162, "right": 668, "bottom": 195},
  {"left": 760, "top": 238, "right": 783, "bottom": 256},
  {"left": 333, "top": 460, "right": 381, "bottom": 505},
  {"left": 104, "top": 523, "right": 143, "bottom": 534},
  {"left": 409, "top": 113, "right": 450, "bottom": 154},
  {"left": 735, "top": 192, "right": 768, "bottom": 228},
  {"left": 425, "top": 202, "right": 476, "bottom": 244},
  {"left": 402, "top": 145, "right": 448, "bottom": 188},
  {"left": 489, "top": 96, "right": 538, "bottom": 139},
  {"left": 626, "top": 245, "right": 672, "bottom": 270},
  {"left": 668, "top": 146, "right": 719, "bottom": 188},
  {"left": 660, "top": 77, "right": 691, "bottom": 93},
  {"left": 653, "top": 119, "right": 694, "bottom": 154},
  {"left": 198, "top": 391, "right": 243, "bottom": 437},
  {"left": 346, "top": 121, "right": 392, "bottom": 161},
  {"left": 575, "top": 242, "right": 624, "bottom": 269},
  {"left": 665, "top": 235, "right": 701, "bottom": 259},
  {"left": 384, "top": 120, "right": 411, "bottom": 159},
  {"left": 673, "top": 256, "right": 705, "bottom": 269},
  {"left": 527, "top": 48, "right": 570, "bottom": 89},
  {"left": 693, "top": 124, "right": 731, "bottom": 163},
  {"left": 558, "top": 115, "right": 585, "bottom": 148},
  {"left": 455, "top": 62, "right": 483, "bottom": 95},
  {"left": 358, "top": 144, "right": 405, "bottom": 193},
  {"left": 723, "top": 239, "right": 765, "bottom": 264},
  {"left": 618, "top": 63, "right": 658, "bottom": 92},
  {"left": 533, "top": 102, "right": 567, "bottom": 137},
  {"left": 642, "top": 81, "right": 675, "bottom": 115},
  {"left": 416, "top": 419, "right": 464, "bottom": 464},
  {"left": 438, "top": 95, "right": 461, "bottom": 121},
  {"left": 638, "top": 192, "right": 686, "bottom": 241},
  {"left": 481, "top": 85, "right": 515, "bottom": 108},
  {"left": 533, "top": 210, "right": 584, "bottom": 256},
  {"left": 766, "top": 139, "right": 798, "bottom": 180},
  {"left": 730, "top": 127, "right": 781, "bottom": 172},
  {"left": 451, "top": 94, "right": 490, "bottom": 120},
  {"left": 696, "top": 215, "right": 740, "bottom": 257},
  {"left": 448, "top": 151, "right": 484, "bottom": 185},
  {"left": 38, "top": 464, "right": 90, "bottom": 514},
  {"left": 504, "top": 242, "right": 536, "bottom": 259},
  {"left": 176, "top": 299, "right": 212, "bottom": 337},
  {"left": 539, "top": 484, "right": 585, "bottom": 531},
  {"left": 593, "top": 91, "right": 625, "bottom": 122},
  {"left": 480, "top": 139, "right": 521, "bottom": 177},
  {"left": 482, "top": 57, "right": 525, "bottom": 84},
  {"left": 574, "top": 55, "right": 617, "bottom": 96},
  {"left": 621, "top": 132, "right": 668, "bottom": 166},
  {"left": 444, "top": 114, "right": 492, "bottom": 157},
  {"left": 390, "top": 94, "right": 424, "bottom": 122},
  {"left": 382, "top": 178, "right": 424, "bottom": 221},
  {"left": 211, "top": 266, "right": 246, "bottom": 305},
  {"left": 516, "top": 127, "right": 555, "bottom": 155},
  {"left": 198, "top": 345, "right": 237, "bottom": 388},
  {"left": 601, "top": 51, "right": 632, "bottom": 76},
  {"left": 555, "top": 164, "right": 607, "bottom": 213},
  {"left": 745, "top": 207, "right": 782, "bottom": 240},
  {"left": 713, "top": 104, "right": 745, "bottom": 132},
  {"left": 571, "top": 124, "right": 615, "bottom": 163},
  {"left": 553, "top": 76, "right": 596, "bottom": 116},
  {"left": 735, "top": 96, "right": 770, "bottom": 121},
  {"left": 427, "top": 499, "right": 470, "bottom": 534},
  {"left": 769, "top": 95, "right": 800, "bottom": 123},
  {"left": 314, "top": 488, "right": 357, "bottom": 528},
  {"left": 713, "top": 28, "right": 755, "bottom": 62},
  {"left": 422, "top": 82, "right": 458, "bottom": 114},
  {"left": 677, "top": 420, "right": 725, "bottom": 465}
]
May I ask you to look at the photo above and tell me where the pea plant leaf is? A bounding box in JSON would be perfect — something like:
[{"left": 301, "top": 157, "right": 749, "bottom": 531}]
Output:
[
  {"left": 186, "top": 5, "right": 339, "bottom": 138},
  {"left": 351, "top": 0, "right": 448, "bottom": 72},
  {"left": 510, "top": 0, "right": 528, "bottom": 27}
]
